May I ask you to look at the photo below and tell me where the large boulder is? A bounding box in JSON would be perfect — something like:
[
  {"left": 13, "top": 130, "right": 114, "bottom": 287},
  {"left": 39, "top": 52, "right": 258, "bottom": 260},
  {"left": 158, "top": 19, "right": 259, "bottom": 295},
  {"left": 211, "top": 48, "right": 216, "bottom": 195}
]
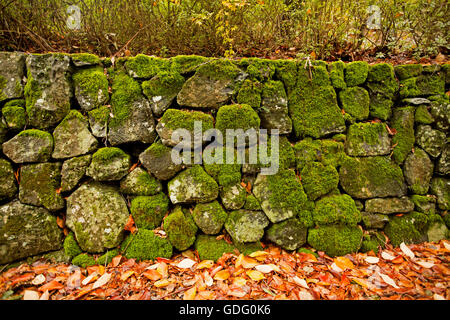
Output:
[
  {"left": 339, "top": 156, "right": 407, "bottom": 199},
  {"left": 403, "top": 148, "right": 434, "bottom": 194},
  {"left": 0, "top": 158, "right": 17, "bottom": 201},
  {"left": 168, "top": 165, "right": 219, "bottom": 204},
  {"left": 0, "top": 200, "right": 63, "bottom": 264},
  {"left": 52, "top": 110, "right": 98, "bottom": 159},
  {"left": 0, "top": 52, "right": 26, "bottom": 102},
  {"left": 66, "top": 182, "right": 129, "bottom": 253},
  {"left": 2, "top": 129, "right": 53, "bottom": 163},
  {"left": 253, "top": 169, "right": 307, "bottom": 223},
  {"left": 24, "top": 54, "right": 72, "bottom": 129},
  {"left": 19, "top": 162, "right": 64, "bottom": 212},
  {"left": 225, "top": 209, "right": 269, "bottom": 243}
]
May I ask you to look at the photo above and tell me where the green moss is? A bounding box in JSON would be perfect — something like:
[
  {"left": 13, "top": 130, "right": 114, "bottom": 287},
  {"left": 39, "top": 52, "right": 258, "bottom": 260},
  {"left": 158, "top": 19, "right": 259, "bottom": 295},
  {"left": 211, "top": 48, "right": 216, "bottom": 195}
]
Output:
[
  {"left": 2, "top": 105, "right": 26, "bottom": 129},
  {"left": 415, "top": 105, "right": 434, "bottom": 124},
  {"left": 410, "top": 195, "right": 436, "bottom": 214},
  {"left": 297, "top": 200, "right": 315, "bottom": 228},
  {"left": 142, "top": 70, "right": 185, "bottom": 98},
  {"left": 328, "top": 61, "right": 347, "bottom": 90},
  {"left": 307, "top": 225, "right": 362, "bottom": 257},
  {"left": 242, "top": 58, "right": 276, "bottom": 81},
  {"left": 109, "top": 73, "right": 142, "bottom": 126},
  {"left": 399, "top": 77, "right": 421, "bottom": 98},
  {"left": 233, "top": 240, "right": 263, "bottom": 256},
  {"left": 360, "top": 232, "right": 385, "bottom": 254},
  {"left": 391, "top": 106, "right": 415, "bottom": 164},
  {"left": 236, "top": 79, "right": 262, "bottom": 109},
  {"left": 160, "top": 108, "right": 214, "bottom": 132},
  {"left": 395, "top": 64, "right": 423, "bottom": 80},
  {"left": 294, "top": 138, "right": 346, "bottom": 170},
  {"left": 444, "top": 214, "right": 450, "bottom": 229},
  {"left": 243, "top": 194, "right": 261, "bottom": 211},
  {"left": 71, "top": 53, "right": 101, "bottom": 65},
  {"left": 344, "top": 61, "right": 369, "bottom": 87},
  {"left": 130, "top": 193, "right": 170, "bottom": 229},
  {"left": 72, "top": 66, "right": 109, "bottom": 107},
  {"left": 195, "top": 234, "right": 235, "bottom": 261},
  {"left": 320, "top": 139, "right": 346, "bottom": 168},
  {"left": 192, "top": 200, "right": 227, "bottom": 234},
  {"left": 125, "top": 54, "right": 170, "bottom": 78},
  {"left": 0, "top": 75, "right": 6, "bottom": 100},
  {"left": 368, "top": 93, "right": 393, "bottom": 120},
  {"left": 163, "top": 206, "right": 198, "bottom": 251},
  {"left": 120, "top": 168, "right": 161, "bottom": 196},
  {"left": 297, "top": 247, "right": 318, "bottom": 257},
  {"left": 92, "top": 147, "right": 129, "bottom": 164},
  {"left": 312, "top": 194, "right": 361, "bottom": 226},
  {"left": 215, "top": 104, "right": 260, "bottom": 132},
  {"left": 63, "top": 232, "right": 82, "bottom": 258},
  {"left": 196, "top": 59, "right": 241, "bottom": 80},
  {"left": 97, "top": 249, "right": 119, "bottom": 265},
  {"left": 416, "top": 73, "right": 445, "bottom": 96},
  {"left": 274, "top": 60, "right": 298, "bottom": 96},
  {"left": 384, "top": 211, "right": 428, "bottom": 246},
  {"left": 88, "top": 105, "right": 110, "bottom": 123},
  {"left": 338, "top": 87, "right": 370, "bottom": 120},
  {"left": 72, "top": 253, "right": 96, "bottom": 268},
  {"left": 300, "top": 162, "right": 339, "bottom": 201},
  {"left": 4, "top": 99, "right": 25, "bottom": 108},
  {"left": 367, "top": 63, "right": 396, "bottom": 83},
  {"left": 170, "top": 55, "right": 210, "bottom": 74},
  {"left": 121, "top": 229, "right": 173, "bottom": 261}
]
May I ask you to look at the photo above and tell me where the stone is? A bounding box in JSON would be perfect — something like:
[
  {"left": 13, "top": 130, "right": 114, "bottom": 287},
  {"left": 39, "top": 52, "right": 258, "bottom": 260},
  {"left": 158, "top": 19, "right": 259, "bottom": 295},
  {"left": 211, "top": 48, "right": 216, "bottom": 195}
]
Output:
[
  {"left": 415, "top": 125, "right": 446, "bottom": 158},
  {"left": 307, "top": 225, "right": 363, "bottom": 257},
  {"left": 156, "top": 109, "right": 214, "bottom": 147},
  {"left": 225, "top": 209, "right": 269, "bottom": 243},
  {"left": 0, "top": 158, "right": 17, "bottom": 201},
  {"left": 86, "top": 147, "right": 130, "bottom": 181},
  {"left": 300, "top": 162, "right": 339, "bottom": 201},
  {"left": 259, "top": 80, "right": 292, "bottom": 134},
  {"left": 2, "top": 100, "right": 27, "bottom": 130},
  {"left": 108, "top": 73, "right": 157, "bottom": 146},
  {"left": 130, "top": 193, "right": 170, "bottom": 230},
  {"left": 429, "top": 100, "right": 449, "bottom": 131},
  {"left": 2, "top": 129, "right": 53, "bottom": 163},
  {"left": 0, "top": 200, "right": 63, "bottom": 264},
  {"left": 338, "top": 87, "right": 370, "bottom": 121},
  {"left": 177, "top": 59, "right": 241, "bottom": 109},
  {"left": 70, "top": 53, "right": 101, "bottom": 67},
  {"left": 344, "top": 61, "right": 369, "bottom": 87},
  {"left": 73, "top": 66, "right": 109, "bottom": 111},
  {"left": 66, "top": 182, "right": 129, "bottom": 253},
  {"left": 403, "top": 97, "right": 431, "bottom": 105},
  {"left": 61, "top": 155, "right": 92, "bottom": 192},
  {"left": 384, "top": 212, "right": 428, "bottom": 246},
  {"left": 24, "top": 54, "right": 72, "bottom": 129},
  {"left": 220, "top": 183, "right": 246, "bottom": 210},
  {"left": 366, "top": 63, "right": 398, "bottom": 120},
  {"left": 365, "top": 197, "right": 414, "bottom": 214},
  {"left": 414, "top": 105, "right": 434, "bottom": 124},
  {"left": 253, "top": 169, "right": 308, "bottom": 223},
  {"left": 236, "top": 79, "right": 262, "bottom": 109},
  {"left": 195, "top": 234, "right": 234, "bottom": 262},
  {"left": 410, "top": 195, "right": 436, "bottom": 215},
  {"left": 294, "top": 138, "right": 346, "bottom": 170},
  {"left": 121, "top": 229, "right": 172, "bottom": 261},
  {"left": 167, "top": 165, "right": 219, "bottom": 204},
  {"left": 394, "top": 64, "right": 423, "bottom": 80},
  {"left": 88, "top": 106, "right": 109, "bottom": 138},
  {"left": 345, "top": 122, "right": 391, "bottom": 156},
  {"left": 403, "top": 148, "right": 434, "bottom": 194},
  {"left": 430, "top": 177, "right": 449, "bottom": 210},
  {"left": 265, "top": 218, "right": 307, "bottom": 251},
  {"left": 437, "top": 144, "right": 449, "bottom": 175},
  {"left": 170, "top": 55, "right": 210, "bottom": 75},
  {"left": 142, "top": 71, "right": 185, "bottom": 116},
  {"left": 52, "top": 110, "right": 98, "bottom": 159},
  {"left": 313, "top": 194, "right": 361, "bottom": 226},
  {"left": 124, "top": 54, "right": 170, "bottom": 79},
  {"left": 0, "top": 52, "right": 26, "bottom": 102},
  {"left": 139, "top": 142, "right": 183, "bottom": 181},
  {"left": 163, "top": 206, "right": 198, "bottom": 251},
  {"left": 426, "top": 215, "right": 449, "bottom": 243},
  {"left": 328, "top": 61, "right": 346, "bottom": 90},
  {"left": 120, "top": 167, "right": 161, "bottom": 196},
  {"left": 361, "top": 212, "right": 389, "bottom": 229},
  {"left": 391, "top": 106, "right": 415, "bottom": 163},
  {"left": 192, "top": 201, "right": 227, "bottom": 235},
  {"left": 19, "top": 162, "right": 64, "bottom": 212},
  {"left": 339, "top": 156, "right": 407, "bottom": 199}
]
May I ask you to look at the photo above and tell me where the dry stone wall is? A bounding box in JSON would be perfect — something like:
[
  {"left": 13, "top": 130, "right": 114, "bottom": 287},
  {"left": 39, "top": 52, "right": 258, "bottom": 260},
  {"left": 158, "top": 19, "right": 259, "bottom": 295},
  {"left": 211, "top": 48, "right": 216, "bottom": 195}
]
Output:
[{"left": 0, "top": 52, "right": 449, "bottom": 266}]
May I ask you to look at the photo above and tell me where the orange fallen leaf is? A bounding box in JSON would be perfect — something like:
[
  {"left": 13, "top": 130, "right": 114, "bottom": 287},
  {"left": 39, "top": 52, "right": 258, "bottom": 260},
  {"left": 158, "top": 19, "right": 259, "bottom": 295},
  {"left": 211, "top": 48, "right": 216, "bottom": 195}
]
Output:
[
  {"left": 123, "top": 215, "right": 137, "bottom": 233},
  {"left": 143, "top": 269, "right": 162, "bottom": 281},
  {"left": 56, "top": 216, "right": 65, "bottom": 228},
  {"left": 154, "top": 279, "right": 170, "bottom": 288},
  {"left": 196, "top": 260, "right": 214, "bottom": 270},
  {"left": 39, "top": 280, "right": 64, "bottom": 292},
  {"left": 213, "top": 270, "right": 230, "bottom": 281},
  {"left": 246, "top": 270, "right": 265, "bottom": 281},
  {"left": 334, "top": 257, "right": 355, "bottom": 270},
  {"left": 120, "top": 270, "right": 135, "bottom": 282},
  {"left": 183, "top": 287, "right": 197, "bottom": 300}
]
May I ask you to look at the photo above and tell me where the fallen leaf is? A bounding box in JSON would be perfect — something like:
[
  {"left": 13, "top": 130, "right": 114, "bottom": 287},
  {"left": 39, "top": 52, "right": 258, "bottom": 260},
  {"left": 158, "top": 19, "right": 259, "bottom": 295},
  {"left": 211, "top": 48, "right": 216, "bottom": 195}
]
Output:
[
  {"left": 183, "top": 287, "right": 197, "bottom": 300},
  {"left": 400, "top": 242, "right": 415, "bottom": 259},
  {"left": 177, "top": 258, "right": 196, "bottom": 269},
  {"left": 415, "top": 260, "right": 434, "bottom": 269},
  {"left": 23, "top": 290, "right": 40, "bottom": 300},
  {"left": 433, "top": 293, "right": 445, "bottom": 300},
  {"left": 196, "top": 260, "right": 214, "bottom": 270},
  {"left": 154, "top": 279, "right": 170, "bottom": 288},
  {"left": 379, "top": 273, "right": 399, "bottom": 289},
  {"left": 39, "top": 290, "right": 49, "bottom": 300},
  {"left": 365, "top": 256, "right": 380, "bottom": 264},
  {"left": 143, "top": 269, "right": 162, "bottom": 281},
  {"left": 232, "top": 277, "right": 247, "bottom": 287},
  {"left": 92, "top": 273, "right": 111, "bottom": 289},
  {"left": 330, "top": 262, "right": 343, "bottom": 273},
  {"left": 81, "top": 272, "right": 98, "bottom": 286},
  {"left": 246, "top": 270, "right": 265, "bottom": 281},
  {"left": 381, "top": 251, "right": 396, "bottom": 261},
  {"left": 249, "top": 251, "right": 269, "bottom": 258},
  {"left": 39, "top": 280, "right": 64, "bottom": 292},
  {"left": 255, "top": 264, "right": 280, "bottom": 273},
  {"left": 334, "top": 257, "right": 355, "bottom": 270},
  {"left": 32, "top": 274, "right": 46, "bottom": 286},
  {"left": 111, "top": 255, "right": 122, "bottom": 267},
  {"left": 292, "top": 276, "right": 309, "bottom": 289},
  {"left": 120, "top": 270, "right": 135, "bottom": 281},
  {"left": 213, "top": 270, "right": 230, "bottom": 281}
]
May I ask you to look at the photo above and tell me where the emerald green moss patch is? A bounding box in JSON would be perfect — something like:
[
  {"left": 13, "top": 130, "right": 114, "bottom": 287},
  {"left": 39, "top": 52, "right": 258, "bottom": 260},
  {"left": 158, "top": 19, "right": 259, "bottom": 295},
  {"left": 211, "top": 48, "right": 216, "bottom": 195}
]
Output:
[
  {"left": 63, "top": 232, "right": 82, "bottom": 258},
  {"left": 97, "top": 249, "right": 120, "bottom": 265},
  {"left": 125, "top": 54, "right": 170, "bottom": 79},
  {"left": 395, "top": 64, "right": 423, "bottom": 80},
  {"left": 215, "top": 104, "right": 260, "bottom": 133},
  {"left": 307, "top": 225, "right": 362, "bottom": 257},
  {"left": 72, "top": 253, "right": 96, "bottom": 268},
  {"left": 328, "top": 61, "right": 346, "bottom": 90},
  {"left": 313, "top": 194, "right": 361, "bottom": 226},
  {"left": 163, "top": 206, "right": 198, "bottom": 251},
  {"left": 384, "top": 211, "right": 428, "bottom": 246},
  {"left": 237, "top": 79, "right": 262, "bottom": 109},
  {"left": 195, "top": 234, "right": 235, "bottom": 262},
  {"left": 121, "top": 229, "right": 173, "bottom": 261},
  {"left": 338, "top": 87, "right": 370, "bottom": 121},
  {"left": 130, "top": 193, "right": 170, "bottom": 230},
  {"left": 301, "top": 162, "right": 339, "bottom": 201},
  {"left": 344, "top": 61, "right": 369, "bottom": 87}
]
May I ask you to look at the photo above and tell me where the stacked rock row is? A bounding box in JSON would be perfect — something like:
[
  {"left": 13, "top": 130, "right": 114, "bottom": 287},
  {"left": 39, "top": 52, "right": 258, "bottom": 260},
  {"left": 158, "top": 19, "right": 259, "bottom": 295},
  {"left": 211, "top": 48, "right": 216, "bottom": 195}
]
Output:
[{"left": 0, "top": 52, "right": 449, "bottom": 267}]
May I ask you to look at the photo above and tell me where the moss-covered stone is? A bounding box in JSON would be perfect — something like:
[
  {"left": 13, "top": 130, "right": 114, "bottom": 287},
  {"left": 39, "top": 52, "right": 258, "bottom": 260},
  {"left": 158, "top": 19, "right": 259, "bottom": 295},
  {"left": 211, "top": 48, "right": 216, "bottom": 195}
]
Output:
[
  {"left": 430, "top": 177, "right": 449, "bottom": 210},
  {"left": 170, "top": 55, "right": 210, "bottom": 74},
  {"left": 125, "top": 54, "right": 170, "bottom": 79},
  {"left": 0, "top": 52, "right": 25, "bottom": 102},
  {"left": 253, "top": 169, "right": 308, "bottom": 223},
  {"left": 2, "top": 129, "right": 53, "bottom": 163},
  {"left": 403, "top": 148, "right": 434, "bottom": 195},
  {"left": 139, "top": 141, "right": 183, "bottom": 181},
  {"left": 225, "top": 209, "right": 269, "bottom": 243},
  {"left": 328, "top": 61, "right": 347, "bottom": 90},
  {"left": 426, "top": 214, "right": 448, "bottom": 243},
  {"left": 163, "top": 206, "right": 198, "bottom": 251},
  {"left": 360, "top": 232, "right": 385, "bottom": 254},
  {"left": 203, "top": 146, "right": 242, "bottom": 187},
  {"left": 130, "top": 193, "right": 170, "bottom": 230},
  {"left": 344, "top": 61, "right": 369, "bottom": 87},
  {"left": 120, "top": 167, "right": 161, "bottom": 196},
  {"left": 259, "top": 80, "right": 292, "bottom": 134},
  {"left": 338, "top": 87, "right": 370, "bottom": 121},
  {"left": 307, "top": 225, "right": 363, "bottom": 257},
  {"left": 313, "top": 194, "right": 361, "bottom": 226},
  {"left": 415, "top": 125, "right": 446, "bottom": 158},
  {"left": 168, "top": 165, "right": 219, "bottom": 204},
  {"left": 265, "top": 218, "right": 307, "bottom": 250},
  {"left": 365, "top": 197, "right": 414, "bottom": 214},
  {"left": 60, "top": 155, "right": 91, "bottom": 192},
  {"left": 415, "top": 105, "right": 434, "bottom": 124},
  {"left": 384, "top": 211, "right": 428, "bottom": 246},
  {"left": 220, "top": 183, "right": 247, "bottom": 210},
  {"left": 215, "top": 104, "right": 260, "bottom": 135},
  {"left": 192, "top": 201, "right": 227, "bottom": 235},
  {"left": 301, "top": 162, "right": 339, "bottom": 201},
  {"left": 194, "top": 234, "right": 235, "bottom": 262},
  {"left": 121, "top": 229, "right": 173, "bottom": 261},
  {"left": 394, "top": 64, "right": 423, "bottom": 80},
  {"left": 293, "top": 138, "right": 346, "bottom": 170},
  {"left": 73, "top": 66, "right": 109, "bottom": 111},
  {"left": 410, "top": 195, "right": 436, "bottom": 215},
  {"left": 97, "top": 249, "right": 120, "bottom": 265},
  {"left": 243, "top": 194, "right": 261, "bottom": 211},
  {"left": 63, "top": 232, "right": 82, "bottom": 258},
  {"left": 2, "top": 105, "right": 26, "bottom": 130},
  {"left": 233, "top": 240, "right": 263, "bottom": 256},
  {"left": 88, "top": 105, "right": 110, "bottom": 138},
  {"left": 242, "top": 58, "right": 276, "bottom": 81},
  {"left": 0, "top": 158, "right": 17, "bottom": 201},
  {"left": 236, "top": 79, "right": 262, "bottom": 109},
  {"left": 71, "top": 53, "right": 101, "bottom": 67},
  {"left": 345, "top": 122, "right": 390, "bottom": 156},
  {"left": 361, "top": 212, "right": 389, "bottom": 229},
  {"left": 339, "top": 156, "right": 406, "bottom": 199},
  {"left": 390, "top": 106, "right": 415, "bottom": 163},
  {"left": 366, "top": 63, "right": 398, "bottom": 120},
  {"left": 86, "top": 147, "right": 131, "bottom": 181},
  {"left": 72, "top": 253, "right": 96, "bottom": 268}
]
